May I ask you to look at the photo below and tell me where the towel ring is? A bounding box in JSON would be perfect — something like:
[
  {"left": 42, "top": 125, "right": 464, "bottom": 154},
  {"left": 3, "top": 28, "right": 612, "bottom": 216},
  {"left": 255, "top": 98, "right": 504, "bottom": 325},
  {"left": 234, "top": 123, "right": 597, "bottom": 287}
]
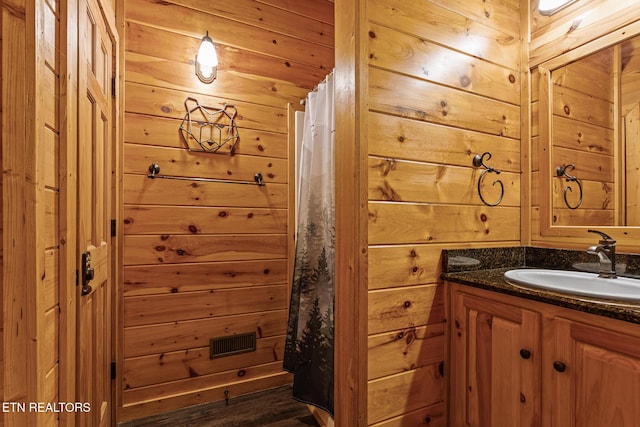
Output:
[{"left": 473, "top": 152, "right": 504, "bottom": 207}]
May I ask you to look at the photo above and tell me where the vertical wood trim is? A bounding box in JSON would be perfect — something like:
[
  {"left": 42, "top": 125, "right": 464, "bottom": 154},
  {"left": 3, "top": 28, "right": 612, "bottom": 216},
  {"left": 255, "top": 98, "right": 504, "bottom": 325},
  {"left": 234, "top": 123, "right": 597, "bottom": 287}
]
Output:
[
  {"left": 59, "top": 0, "right": 78, "bottom": 426},
  {"left": 2, "top": 0, "right": 39, "bottom": 425},
  {"left": 521, "top": 0, "right": 532, "bottom": 245},
  {"left": 286, "top": 103, "right": 298, "bottom": 301},
  {"left": 520, "top": 309, "right": 541, "bottom": 426},
  {"left": 538, "top": 66, "right": 552, "bottom": 235},
  {"left": 334, "top": 0, "right": 368, "bottom": 425},
  {"left": 613, "top": 43, "right": 624, "bottom": 225},
  {"left": 114, "top": 0, "right": 125, "bottom": 421},
  {"left": 34, "top": 0, "right": 48, "bottom": 412}
]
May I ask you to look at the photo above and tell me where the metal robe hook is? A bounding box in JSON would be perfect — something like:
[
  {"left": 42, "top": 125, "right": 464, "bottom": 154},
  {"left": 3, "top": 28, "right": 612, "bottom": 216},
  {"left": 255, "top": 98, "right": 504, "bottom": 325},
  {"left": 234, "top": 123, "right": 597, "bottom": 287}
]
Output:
[
  {"left": 556, "top": 164, "right": 583, "bottom": 209},
  {"left": 472, "top": 152, "right": 504, "bottom": 207}
]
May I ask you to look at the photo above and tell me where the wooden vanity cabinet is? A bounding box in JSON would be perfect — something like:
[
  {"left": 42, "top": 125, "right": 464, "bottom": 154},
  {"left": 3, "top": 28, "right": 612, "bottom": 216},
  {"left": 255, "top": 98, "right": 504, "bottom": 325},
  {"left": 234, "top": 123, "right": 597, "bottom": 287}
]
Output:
[
  {"left": 450, "top": 285, "right": 541, "bottom": 427},
  {"left": 543, "top": 316, "right": 640, "bottom": 427},
  {"left": 448, "top": 282, "right": 640, "bottom": 427}
]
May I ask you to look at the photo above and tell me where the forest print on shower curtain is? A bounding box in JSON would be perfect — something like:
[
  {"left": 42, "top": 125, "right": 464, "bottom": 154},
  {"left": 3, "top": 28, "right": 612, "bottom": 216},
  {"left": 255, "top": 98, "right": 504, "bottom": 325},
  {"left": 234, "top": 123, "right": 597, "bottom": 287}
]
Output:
[{"left": 284, "top": 71, "right": 335, "bottom": 416}]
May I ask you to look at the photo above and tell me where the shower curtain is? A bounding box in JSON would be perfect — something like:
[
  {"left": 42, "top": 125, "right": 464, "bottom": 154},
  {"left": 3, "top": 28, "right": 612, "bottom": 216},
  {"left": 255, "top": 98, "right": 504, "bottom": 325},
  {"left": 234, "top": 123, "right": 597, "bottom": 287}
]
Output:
[{"left": 283, "top": 71, "right": 335, "bottom": 416}]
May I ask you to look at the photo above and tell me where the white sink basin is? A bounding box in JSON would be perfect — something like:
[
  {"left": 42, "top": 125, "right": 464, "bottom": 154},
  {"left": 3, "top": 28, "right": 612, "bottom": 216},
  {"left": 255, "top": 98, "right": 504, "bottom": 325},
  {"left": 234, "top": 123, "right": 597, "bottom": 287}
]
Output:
[{"left": 503, "top": 269, "right": 640, "bottom": 302}]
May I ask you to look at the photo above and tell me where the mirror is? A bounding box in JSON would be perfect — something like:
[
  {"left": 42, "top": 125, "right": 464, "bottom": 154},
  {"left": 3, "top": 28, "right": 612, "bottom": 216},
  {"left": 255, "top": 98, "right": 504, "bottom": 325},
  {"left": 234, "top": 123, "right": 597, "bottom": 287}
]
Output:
[{"left": 539, "top": 30, "right": 640, "bottom": 231}]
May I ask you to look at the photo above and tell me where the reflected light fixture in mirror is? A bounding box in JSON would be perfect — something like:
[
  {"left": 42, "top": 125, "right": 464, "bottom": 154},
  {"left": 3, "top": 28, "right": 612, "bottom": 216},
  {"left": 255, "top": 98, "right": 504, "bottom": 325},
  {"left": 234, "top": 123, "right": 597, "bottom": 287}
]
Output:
[
  {"left": 538, "top": 0, "right": 578, "bottom": 15},
  {"left": 196, "top": 31, "right": 218, "bottom": 84}
]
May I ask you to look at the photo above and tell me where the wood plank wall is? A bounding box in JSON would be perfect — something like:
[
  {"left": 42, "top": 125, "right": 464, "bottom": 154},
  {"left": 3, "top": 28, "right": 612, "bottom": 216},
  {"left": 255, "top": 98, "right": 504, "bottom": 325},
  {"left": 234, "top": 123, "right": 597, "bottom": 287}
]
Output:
[
  {"left": 529, "top": 0, "right": 640, "bottom": 248},
  {"left": 365, "top": 0, "right": 522, "bottom": 425},
  {"left": 2, "top": 0, "right": 60, "bottom": 425},
  {"left": 120, "top": 0, "right": 334, "bottom": 420}
]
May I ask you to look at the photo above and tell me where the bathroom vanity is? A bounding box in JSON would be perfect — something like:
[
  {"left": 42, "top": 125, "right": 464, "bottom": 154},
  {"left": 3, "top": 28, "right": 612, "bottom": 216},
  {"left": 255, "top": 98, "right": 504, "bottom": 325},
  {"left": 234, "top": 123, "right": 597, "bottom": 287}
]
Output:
[{"left": 443, "top": 247, "right": 640, "bottom": 427}]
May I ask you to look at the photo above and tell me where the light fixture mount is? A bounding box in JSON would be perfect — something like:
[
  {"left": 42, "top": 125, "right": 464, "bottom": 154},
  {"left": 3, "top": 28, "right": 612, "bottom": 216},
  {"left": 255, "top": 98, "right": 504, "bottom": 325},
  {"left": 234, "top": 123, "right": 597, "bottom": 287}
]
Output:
[{"left": 538, "top": 0, "right": 578, "bottom": 16}]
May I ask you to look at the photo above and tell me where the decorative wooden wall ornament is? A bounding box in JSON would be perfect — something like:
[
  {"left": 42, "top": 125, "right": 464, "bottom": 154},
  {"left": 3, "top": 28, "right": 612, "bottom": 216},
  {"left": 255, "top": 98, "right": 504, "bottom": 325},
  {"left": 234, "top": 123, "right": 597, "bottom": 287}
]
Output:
[
  {"left": 472, "top": 152, "right": 504, "bottom": 207},
  {"left": 179, "top": 97, "right": 240, "bottom": 154},
  {"left": 556, "top": 164, "right": 583, "bottom": 209}
]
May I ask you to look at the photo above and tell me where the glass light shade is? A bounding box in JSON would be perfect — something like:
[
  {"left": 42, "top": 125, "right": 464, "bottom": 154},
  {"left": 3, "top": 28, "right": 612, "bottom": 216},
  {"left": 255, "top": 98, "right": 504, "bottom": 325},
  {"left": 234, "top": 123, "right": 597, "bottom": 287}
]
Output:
[
  {"left": 195, "top": 32, "right": 218, "bottom": 83},
  {"left": 538, "top": 0, "right": 577, "bottom": 15}
]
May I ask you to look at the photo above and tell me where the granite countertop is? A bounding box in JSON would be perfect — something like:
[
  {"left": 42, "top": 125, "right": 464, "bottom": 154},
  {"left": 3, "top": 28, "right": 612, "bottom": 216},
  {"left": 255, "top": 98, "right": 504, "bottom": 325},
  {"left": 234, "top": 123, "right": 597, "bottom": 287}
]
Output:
[{"left": 442, "top": 247, "right": 640, "bottom": 325}]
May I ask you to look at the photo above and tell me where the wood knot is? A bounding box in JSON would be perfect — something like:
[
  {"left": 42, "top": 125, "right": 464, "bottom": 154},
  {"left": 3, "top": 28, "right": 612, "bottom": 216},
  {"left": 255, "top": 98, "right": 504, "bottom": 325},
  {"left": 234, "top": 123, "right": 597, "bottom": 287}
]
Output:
[{"left": 405, "top": 329, "right": 416, "bottom": 345}]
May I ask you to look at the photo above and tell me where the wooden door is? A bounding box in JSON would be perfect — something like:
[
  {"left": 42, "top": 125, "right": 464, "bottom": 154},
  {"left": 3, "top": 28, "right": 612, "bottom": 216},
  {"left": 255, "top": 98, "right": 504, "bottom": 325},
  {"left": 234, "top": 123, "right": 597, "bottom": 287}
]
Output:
[
  {"left": 450, "top": 288, "right": 540, "bottom": 427},
  {"left": 77, "top": 0, "right": 114, "bottom": 424},
  {"left": 544, "top": 318, "right": 640, "bottom": 427}
]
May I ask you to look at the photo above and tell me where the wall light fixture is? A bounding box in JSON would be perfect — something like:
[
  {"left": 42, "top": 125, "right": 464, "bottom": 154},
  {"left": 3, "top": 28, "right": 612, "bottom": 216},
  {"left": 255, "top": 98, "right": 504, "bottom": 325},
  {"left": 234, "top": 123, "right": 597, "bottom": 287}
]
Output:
[
  {"left": 538, "top": 0, "right": 578, "bottom": 15},
  {"left": 195, "top": 31, "right": 218, "bottom": 83}
]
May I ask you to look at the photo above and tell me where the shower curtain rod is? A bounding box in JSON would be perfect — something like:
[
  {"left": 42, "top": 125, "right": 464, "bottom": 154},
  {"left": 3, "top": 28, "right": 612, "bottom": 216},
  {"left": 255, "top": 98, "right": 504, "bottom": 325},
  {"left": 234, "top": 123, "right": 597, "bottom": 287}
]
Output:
[
  {"left": 146, "top": 163, "right": 265, "bottom": 186},
  {"left": 300, "top": 69, "right": 334, "bottom": 105}
]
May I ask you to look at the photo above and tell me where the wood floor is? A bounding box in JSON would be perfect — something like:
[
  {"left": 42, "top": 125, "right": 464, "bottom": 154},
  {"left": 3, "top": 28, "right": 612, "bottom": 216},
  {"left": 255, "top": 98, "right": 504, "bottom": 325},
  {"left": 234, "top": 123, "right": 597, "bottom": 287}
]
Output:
[{"left": 119, "top": 385, "right": 321, "bottom": 427}]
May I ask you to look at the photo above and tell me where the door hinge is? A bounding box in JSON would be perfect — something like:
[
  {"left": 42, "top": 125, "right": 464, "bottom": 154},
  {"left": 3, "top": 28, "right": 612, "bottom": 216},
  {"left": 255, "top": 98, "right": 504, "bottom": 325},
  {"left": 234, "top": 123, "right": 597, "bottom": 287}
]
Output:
[
  {"left": 111, "top": 219, "right": 117, "bottom": 237},
  {"left": 110, "top": 361, "right": 116, "bottom": 380},
  {"left": 111, "top": 77, "right": 116, "bottom": 97},
  {"left": 75, "top": 269, "right": 79, "bottom": 287}
]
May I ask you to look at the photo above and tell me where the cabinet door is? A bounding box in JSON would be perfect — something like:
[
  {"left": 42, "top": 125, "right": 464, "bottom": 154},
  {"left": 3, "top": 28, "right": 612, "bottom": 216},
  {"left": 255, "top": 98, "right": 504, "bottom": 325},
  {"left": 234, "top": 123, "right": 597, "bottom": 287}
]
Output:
[
  {"left": 451, "top": 291, "right": 540, "bottom": 427},
  {"left": 544, "top": 318, "right": 640, "bottom": 427}
]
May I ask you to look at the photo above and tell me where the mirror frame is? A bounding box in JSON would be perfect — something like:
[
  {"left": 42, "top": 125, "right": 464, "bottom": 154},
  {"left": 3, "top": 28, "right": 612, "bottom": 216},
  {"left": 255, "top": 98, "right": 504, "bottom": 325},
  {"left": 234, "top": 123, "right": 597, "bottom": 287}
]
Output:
[{"left": 538, "top": 19, "right": 640, "bottom": 240}]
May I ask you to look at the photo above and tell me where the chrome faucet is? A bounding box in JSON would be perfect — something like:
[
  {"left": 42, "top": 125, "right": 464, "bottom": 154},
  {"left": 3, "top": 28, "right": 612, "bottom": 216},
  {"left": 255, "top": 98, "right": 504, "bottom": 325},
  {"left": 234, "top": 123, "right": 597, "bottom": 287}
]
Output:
[{"left": 586, "top": 229, "right": 617, "bottom": 278}]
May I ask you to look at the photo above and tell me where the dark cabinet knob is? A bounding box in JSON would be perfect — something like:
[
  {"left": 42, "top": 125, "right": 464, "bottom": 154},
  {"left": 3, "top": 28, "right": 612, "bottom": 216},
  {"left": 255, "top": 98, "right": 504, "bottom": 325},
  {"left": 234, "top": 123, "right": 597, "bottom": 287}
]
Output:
[
  {"left": 520, "top": 349, "right": 531, "bottom": 359},
  {"left": 553, "top": 361, "right": 566, "bottom": 373}
]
